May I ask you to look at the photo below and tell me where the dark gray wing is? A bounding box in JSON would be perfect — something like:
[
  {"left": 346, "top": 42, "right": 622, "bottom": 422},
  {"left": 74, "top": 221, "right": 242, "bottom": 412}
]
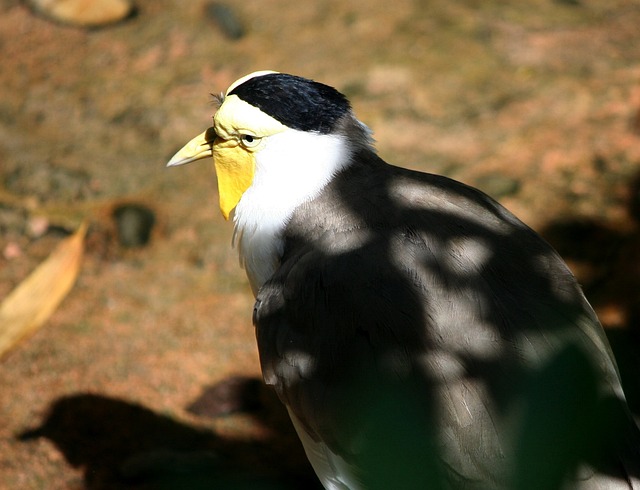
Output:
[{"left": 254, "top": 151, "right": 640, "bottom": 489}]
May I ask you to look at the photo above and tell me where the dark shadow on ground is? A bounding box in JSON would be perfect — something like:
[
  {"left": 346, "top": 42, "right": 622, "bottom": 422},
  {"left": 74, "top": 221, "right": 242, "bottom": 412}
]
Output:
[
  {"left": 18, "top": 386, "right": 320, "bottom": 490},
  {"left": 540, "top": 171, "right": 640, "bottom": 417}
]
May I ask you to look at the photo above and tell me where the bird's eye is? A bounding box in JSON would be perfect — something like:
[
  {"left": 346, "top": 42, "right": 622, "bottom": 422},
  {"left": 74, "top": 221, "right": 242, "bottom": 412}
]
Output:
[{"left": 240, "top": 134, "right": 261, "bottom": 148}]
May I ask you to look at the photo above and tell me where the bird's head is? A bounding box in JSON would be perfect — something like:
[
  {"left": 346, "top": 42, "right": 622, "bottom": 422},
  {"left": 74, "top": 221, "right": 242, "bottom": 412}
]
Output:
[{"left": 167, "top": 71, "right": 373, "bottom": 220}]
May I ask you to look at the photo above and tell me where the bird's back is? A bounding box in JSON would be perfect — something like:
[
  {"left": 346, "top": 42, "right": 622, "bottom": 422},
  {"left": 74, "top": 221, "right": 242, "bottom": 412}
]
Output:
[{"left": 254, "top": 149, "right": 640, "bottom": 489}]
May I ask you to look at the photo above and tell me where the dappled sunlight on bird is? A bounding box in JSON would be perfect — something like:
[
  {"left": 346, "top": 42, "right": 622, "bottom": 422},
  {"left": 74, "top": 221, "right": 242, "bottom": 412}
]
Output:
[{"left": 168, "top": 71, "right": 640, "bottom": 489}]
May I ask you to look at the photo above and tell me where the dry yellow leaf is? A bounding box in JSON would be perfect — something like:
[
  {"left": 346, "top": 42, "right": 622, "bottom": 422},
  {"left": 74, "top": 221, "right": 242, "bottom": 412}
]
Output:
[{"left": 0, "top": 222, "right": 87, "bottom": 359}]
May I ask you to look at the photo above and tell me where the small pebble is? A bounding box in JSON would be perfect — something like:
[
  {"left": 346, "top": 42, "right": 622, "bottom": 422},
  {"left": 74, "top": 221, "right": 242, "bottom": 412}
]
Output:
[
  {"left": 3, "top": 242, "right": 23, "bottom": 260},
  {"left": 112, "top": 204, "right": 156, "bottom": 248},
  {"left": 28, "top": 216, "right": 50, "bottom": 239},
  {"left": 28, "top": 0, "right": 134, "bottom": 27},
  {"left": 205, "top": 2, "right": 245, "bottom": 40}
]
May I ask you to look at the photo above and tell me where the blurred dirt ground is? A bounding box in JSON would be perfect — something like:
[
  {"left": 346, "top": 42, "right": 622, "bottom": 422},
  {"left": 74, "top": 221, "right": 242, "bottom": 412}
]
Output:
[{"left": 1, "top": 0, "right": 640, "bottom": 488}]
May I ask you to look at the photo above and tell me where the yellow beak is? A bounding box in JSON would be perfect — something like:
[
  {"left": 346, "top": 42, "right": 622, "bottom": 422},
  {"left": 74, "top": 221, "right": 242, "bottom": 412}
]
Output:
[
  {"left": 167, "top": 127, "right": 255, "bottom": 221},
  {"left": 166, "top": 127, "right": 217, "bottom": 167}
]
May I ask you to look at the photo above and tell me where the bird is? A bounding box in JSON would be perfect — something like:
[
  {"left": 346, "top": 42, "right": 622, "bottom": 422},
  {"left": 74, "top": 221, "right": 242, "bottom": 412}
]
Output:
[{"left": 167, "top": 71, "right": 640, "bottom": 489}]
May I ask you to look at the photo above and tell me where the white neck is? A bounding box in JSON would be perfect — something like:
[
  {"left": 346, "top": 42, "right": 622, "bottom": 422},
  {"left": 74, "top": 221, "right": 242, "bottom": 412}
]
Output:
[{"left": 232, "top": 128, "right": 352, "bottom": 295}]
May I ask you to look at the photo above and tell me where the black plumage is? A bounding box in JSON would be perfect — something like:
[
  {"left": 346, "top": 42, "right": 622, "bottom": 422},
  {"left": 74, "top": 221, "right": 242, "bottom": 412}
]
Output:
[
  {"left": 229, "top": 73, "right": 351, "bottom": 134},
  {"left": 254, "top": 144, "right": 640, "bottom": 489}
]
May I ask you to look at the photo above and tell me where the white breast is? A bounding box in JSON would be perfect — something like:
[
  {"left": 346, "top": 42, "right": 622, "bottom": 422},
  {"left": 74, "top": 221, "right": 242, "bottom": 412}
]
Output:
[{"left": 232, "top": 128, "right": 352, "bottom": 295}]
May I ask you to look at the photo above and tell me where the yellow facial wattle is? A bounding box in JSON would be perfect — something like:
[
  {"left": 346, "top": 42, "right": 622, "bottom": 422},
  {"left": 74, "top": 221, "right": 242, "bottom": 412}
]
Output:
[
  {"left": 211, "top": 94, "right": 287, "bottom": 219},
  {"left": 212, "top": 137, "right": 255, "bottom": 220},
  {"left": 167, "top": 84, "right": 288, "bottom": 220}
]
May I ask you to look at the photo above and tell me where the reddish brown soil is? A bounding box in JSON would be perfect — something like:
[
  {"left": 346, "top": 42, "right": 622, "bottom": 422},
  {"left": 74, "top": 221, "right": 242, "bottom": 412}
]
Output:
[{"left": 1, "top": 0, "right": 640, "bottom": 488}]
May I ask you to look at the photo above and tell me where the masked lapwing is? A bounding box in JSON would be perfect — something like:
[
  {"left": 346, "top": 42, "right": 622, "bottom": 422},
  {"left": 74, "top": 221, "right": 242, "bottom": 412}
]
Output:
[{"left": 168, "top": 71, "right": 640, "bottom": 489}]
